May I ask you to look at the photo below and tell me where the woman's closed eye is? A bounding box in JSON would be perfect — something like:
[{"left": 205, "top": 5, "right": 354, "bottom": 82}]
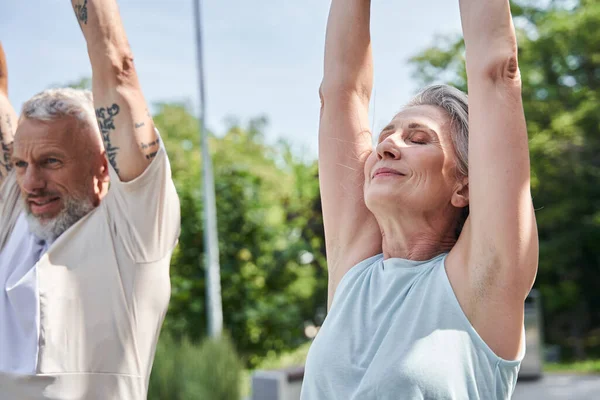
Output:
[{"left": 408, "top": 133, "right": 428, "bottom": 144}]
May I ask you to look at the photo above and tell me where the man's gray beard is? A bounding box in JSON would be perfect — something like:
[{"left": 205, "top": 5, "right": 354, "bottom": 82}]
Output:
[{"left": 24, "top": 195, "right": 95, "bottom": 243}]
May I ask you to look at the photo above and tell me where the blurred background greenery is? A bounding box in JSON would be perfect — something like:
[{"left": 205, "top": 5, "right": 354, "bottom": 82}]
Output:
[{"left": 69, "top": 0, "right": 600, "bottom": 398}]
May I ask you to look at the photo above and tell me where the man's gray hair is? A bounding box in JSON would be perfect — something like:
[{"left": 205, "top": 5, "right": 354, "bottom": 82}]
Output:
[
  {"left": 407, "top": 84, "right": 469, "bottom": 178},
  {"left": 21, "top": 88, "right": 97, "bottom": 131},
  {"left": 406, "top": 84, "right": 470, "bottom": 237}
]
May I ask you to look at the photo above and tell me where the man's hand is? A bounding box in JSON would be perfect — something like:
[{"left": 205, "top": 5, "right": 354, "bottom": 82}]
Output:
[
  {"left": 0, "top": 42, "right": 17, "bottom": 186},
  {"left": 71, "top": 0, "right": 160, "bottom": 182}
]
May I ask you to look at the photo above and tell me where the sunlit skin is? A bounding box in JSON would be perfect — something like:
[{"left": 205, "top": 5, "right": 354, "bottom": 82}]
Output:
[
  {"left": 318, "top": 0, "right": 537, "bottom": 364},
  {"left": 11, "top": 117, "right": 109, "bottom": 224},
  {"left": 363, "top": 105, "right": 469, "bottom": 259}
]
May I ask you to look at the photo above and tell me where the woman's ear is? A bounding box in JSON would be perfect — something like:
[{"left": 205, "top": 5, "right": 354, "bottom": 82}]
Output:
[{"left": 452, "top": 176, "right": 469, "bottom": 208}]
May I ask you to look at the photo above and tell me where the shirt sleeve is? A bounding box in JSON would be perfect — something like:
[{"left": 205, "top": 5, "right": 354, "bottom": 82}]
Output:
[
  {"left": 102, "top": 132, "right": 181, "bottom": 263},
  {"left": 0, "top": 171, "right": 22, "bottom": 251}
]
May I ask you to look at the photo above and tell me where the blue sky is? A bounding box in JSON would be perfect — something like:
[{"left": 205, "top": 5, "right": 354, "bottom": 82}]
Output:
[{"left": 2, "top": 0, "right": 462, "bottom": 157}]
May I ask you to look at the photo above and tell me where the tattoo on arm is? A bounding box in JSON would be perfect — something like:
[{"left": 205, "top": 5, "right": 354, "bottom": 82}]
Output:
[
  {"left": 96, "top": 104, "right": 121, "bottom": 174},
  {"left": 135, "top": 122, "right": 145, "bottom": 129},
  {"left": 74, "top": 0, "right": 88, "bottom": 25},
  {"left": 0, "top": 115, "right": 14, "bottom": 177},
  {"left": 140, "top": 137, "right": 160, "bottom": 160}
]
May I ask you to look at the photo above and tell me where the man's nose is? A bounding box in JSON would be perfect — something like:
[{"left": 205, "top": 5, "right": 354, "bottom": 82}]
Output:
[{"left": 21, "top": 166, "right": 46, "bottom": 194}]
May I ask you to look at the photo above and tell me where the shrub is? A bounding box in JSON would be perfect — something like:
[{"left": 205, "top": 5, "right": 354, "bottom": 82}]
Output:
[
  {"left": 148, "top": 334, "right": 180, "bottom": 400},
  {"left": 148, "top": 333, "right": 243, "bottom": 400}
]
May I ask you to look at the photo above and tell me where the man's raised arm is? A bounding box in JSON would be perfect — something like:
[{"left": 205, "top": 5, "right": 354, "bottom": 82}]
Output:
[
  {"left": 71, "top": 0, "right": 160, "bottom": 182},
  {"left": 0, "top": 42, "right": 17, "bottom": 187}
]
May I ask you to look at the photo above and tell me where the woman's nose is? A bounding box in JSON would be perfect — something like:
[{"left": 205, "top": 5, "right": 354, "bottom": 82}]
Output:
[{"left": 376, "top": 139, "right": 401, "bottom": 160}]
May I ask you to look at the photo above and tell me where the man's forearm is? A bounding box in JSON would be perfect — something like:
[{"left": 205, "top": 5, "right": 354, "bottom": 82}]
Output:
[
  {"left": 71, "top": 0, "right": 133, "bottom": 84},
  {"left": 0, "top": 42, "right": 9, "bottom": 95},
  {"left": 0, "top": 43, "right": 16, "bottom": 183},
  {"left": 71, "top": 0, "right": 158, "bottom": 182},
  {"left": 0, "top": 98, "right": 16, "bottom": 181}
]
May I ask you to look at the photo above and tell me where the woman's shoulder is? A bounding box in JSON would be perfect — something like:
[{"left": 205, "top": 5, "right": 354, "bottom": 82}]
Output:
[{"left": 330, "top": 253, "right": 384, "bottom": 305}]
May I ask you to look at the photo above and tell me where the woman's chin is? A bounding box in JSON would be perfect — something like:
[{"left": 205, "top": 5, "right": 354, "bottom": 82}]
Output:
[{"left": 365, "top": 190, "right": 403, "bottom": 212}]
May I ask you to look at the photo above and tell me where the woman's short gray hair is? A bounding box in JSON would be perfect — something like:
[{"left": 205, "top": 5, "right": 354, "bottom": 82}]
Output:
[
  {"left": 406, "top": 84, "right": 470, "bottom": 237},
  {"left": 406, "top": 84, "right": 469, "bottom": 178},
  {"left": 21, "top": 88, "right": 97, "bottom": 132}
]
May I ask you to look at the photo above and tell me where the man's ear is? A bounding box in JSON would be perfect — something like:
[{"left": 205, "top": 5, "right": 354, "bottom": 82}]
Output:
[
  {"left": 98, "top": 151, "right": 110, "bottom": 183},
  {"left": 451, "top": 176, "right": 469, "bottom": 208}
]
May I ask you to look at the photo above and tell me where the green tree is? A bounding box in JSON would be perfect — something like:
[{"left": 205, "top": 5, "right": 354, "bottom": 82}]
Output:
[
  {"left": 62, "top": 76, "right": 92, "bottom": 90},
  {"left": 410, "top": 0, "right": 600, "bottom": 360},
  {"left": 153, "top": 103, "right": 326, "bottom": 366}
]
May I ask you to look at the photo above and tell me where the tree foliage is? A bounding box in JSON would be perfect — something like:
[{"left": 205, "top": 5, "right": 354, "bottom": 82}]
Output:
[
  {"left": 410, "top": 0, "right": 600, "bottom": 359},
  {"left": 153, "top": 104, "right": 326, "bottom": 367}
]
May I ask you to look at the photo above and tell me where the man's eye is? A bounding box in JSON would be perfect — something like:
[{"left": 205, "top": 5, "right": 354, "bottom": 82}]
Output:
[
  {"left": 15, "top": 161, "right": 27, "bottom": 168},
  {"left": 45, "top": 158, "right": 60, "bottom": 165}
]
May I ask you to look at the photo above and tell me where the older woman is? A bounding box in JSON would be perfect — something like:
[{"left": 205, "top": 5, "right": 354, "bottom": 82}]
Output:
[{"left": 301, "top": 0, "right": 538, "bottom": 399}]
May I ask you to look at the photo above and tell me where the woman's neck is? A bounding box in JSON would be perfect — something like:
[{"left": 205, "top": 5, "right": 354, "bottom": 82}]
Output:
[{"left": 378, "top": 214, "right": 457, "bottom": 260}]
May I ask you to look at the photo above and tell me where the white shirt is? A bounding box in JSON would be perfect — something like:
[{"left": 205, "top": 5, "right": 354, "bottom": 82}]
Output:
[
  {"left": 0, "top": 212, "right": 48, "bottom": 374},
  {"left": 0, "top": 141, "right": 180, "bottom": 399}
]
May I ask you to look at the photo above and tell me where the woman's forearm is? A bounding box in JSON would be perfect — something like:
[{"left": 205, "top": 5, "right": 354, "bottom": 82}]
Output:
[
  {"left": 459, "top": 0, "right": 519, "bottom": 81},
  {"left": 321, "top": 0, "right": 373, "bottom": 99}
]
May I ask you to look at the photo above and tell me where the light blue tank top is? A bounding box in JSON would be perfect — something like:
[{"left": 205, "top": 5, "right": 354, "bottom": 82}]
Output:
[{"left": 301, "top": 253, "right": 524, "bottom": 400}]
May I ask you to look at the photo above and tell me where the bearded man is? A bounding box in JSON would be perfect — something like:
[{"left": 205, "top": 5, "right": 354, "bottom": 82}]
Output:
[{"left": 0, "top": 1, "right": 180, "bottom": 398}]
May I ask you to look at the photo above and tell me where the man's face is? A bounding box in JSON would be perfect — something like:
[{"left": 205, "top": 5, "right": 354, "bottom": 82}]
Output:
[{"left": 12, "top": 117, "right": 106, "bottom": 241}]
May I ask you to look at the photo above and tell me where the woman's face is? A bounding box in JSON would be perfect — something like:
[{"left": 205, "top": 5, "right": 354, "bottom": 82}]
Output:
[{"left": 364, "top": 105, "right": 465, "bottom": 217}]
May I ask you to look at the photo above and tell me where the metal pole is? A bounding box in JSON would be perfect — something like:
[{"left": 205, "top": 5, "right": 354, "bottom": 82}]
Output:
[{"left": 192, "top": 0, "right": 223, "bottom": 338}]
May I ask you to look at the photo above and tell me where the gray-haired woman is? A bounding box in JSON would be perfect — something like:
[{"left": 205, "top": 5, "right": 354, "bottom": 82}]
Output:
[{"left": 301, "top": 0, "right": 538, "bottom": 399}]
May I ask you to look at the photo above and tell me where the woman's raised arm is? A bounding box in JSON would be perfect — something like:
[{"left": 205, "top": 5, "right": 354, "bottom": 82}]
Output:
[
  {"left": 449, "top": 0, "right": 539, "bottom": 360},
  {"left": 319, "top": 0, "right": 381, "bottom": 307}
]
